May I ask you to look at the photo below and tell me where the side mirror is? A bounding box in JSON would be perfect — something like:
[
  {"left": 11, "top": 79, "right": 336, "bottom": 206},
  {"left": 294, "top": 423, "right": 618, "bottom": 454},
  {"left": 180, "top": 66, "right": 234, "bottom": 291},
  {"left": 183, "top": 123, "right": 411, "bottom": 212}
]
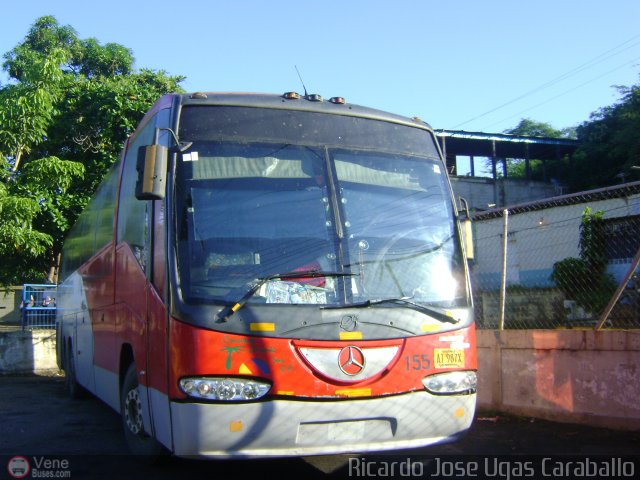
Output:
[
  {"left": 459, "top": 197, "right": 475, "bottom": 262},
  {"left": 135, "top": 144, "right": 168, "bottom": 200}
]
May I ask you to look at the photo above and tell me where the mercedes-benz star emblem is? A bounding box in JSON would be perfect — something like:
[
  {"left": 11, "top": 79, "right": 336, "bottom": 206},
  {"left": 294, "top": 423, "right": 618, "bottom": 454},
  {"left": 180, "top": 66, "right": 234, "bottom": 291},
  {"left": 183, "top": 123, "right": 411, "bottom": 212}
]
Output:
[{"left": 338, "top": 346, "right": 366, "bottom": 376}]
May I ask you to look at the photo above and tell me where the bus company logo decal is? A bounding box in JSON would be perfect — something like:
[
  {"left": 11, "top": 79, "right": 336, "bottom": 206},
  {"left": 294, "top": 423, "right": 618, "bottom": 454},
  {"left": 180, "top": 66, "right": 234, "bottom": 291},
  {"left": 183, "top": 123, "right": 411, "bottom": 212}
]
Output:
[
  {"left": 297, "top": 345, "right": 399, "bottom": 382},
  {"left": 338, "top": 346, "right": 366, "bottom": 375},
  {"left": 7, "top": 457, "right": 30, "bottom": 479}
]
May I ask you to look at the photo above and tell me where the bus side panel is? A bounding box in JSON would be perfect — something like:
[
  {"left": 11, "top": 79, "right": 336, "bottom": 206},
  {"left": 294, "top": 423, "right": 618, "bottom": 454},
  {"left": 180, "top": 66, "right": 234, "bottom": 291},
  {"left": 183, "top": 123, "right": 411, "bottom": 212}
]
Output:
[
  {"left": 92, "top": 304, "right": 120, "bottom": 411},
  {"left": 147, "top": 285, "right": 172, "bottom": 448},
  {"left": 112, "top": 243, "right": 173, "bottom": 447},
  {"left": 66, "top": 242, "right": 113, "bottom": 393},
  {"left": 57, "top": 272, "right": 94, "bottom": 392},
  {"left": 89, "top": 244, "right": 118, "bottom": 392},
  {"left": 75, "top": 243, "right": 115, "bottom": 397},
  {"left": 81, "top": 243, "right": 115, "bottom": 309},
  {"left": 114, "top": 242, "right": 148, "bottom": 378}
]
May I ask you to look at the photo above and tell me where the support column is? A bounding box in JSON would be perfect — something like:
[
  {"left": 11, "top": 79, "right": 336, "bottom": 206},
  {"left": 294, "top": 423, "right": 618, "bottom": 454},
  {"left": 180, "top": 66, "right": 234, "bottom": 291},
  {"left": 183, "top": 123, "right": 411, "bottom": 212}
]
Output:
[
  {"left": 491, "top": 140, "right": 498, "bottom": 180},
  {"left": 447, "top": 153, "right": 457, "bottom": 175}
]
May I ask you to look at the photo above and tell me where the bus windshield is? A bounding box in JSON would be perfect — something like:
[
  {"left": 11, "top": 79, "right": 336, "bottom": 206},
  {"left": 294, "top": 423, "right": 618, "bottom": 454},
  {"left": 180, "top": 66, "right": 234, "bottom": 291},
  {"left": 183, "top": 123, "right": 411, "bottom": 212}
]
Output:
[{"left": 175, "top": 107, "right": 468, "bottom": 312}]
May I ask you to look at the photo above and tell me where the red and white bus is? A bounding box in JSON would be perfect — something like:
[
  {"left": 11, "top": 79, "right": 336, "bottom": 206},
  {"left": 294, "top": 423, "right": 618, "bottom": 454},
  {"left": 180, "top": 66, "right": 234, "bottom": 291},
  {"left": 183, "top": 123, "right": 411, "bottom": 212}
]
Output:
[{"left": 56, "top": 91, "right": 477, "bottom": 458}]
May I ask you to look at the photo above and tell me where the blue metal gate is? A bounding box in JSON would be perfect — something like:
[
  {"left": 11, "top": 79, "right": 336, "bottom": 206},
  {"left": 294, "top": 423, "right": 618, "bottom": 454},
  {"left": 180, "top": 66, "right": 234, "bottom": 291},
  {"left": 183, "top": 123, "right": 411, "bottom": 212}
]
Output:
[{"left": 21, "top": 284, "right": 57, "bottom": 329}]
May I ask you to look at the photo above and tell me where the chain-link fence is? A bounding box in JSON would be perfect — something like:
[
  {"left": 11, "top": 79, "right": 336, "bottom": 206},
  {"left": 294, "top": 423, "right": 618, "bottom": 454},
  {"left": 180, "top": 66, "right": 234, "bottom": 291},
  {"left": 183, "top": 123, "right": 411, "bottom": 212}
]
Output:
[{"left": 471, "top": 182, "right": 640, "bottom": 330}]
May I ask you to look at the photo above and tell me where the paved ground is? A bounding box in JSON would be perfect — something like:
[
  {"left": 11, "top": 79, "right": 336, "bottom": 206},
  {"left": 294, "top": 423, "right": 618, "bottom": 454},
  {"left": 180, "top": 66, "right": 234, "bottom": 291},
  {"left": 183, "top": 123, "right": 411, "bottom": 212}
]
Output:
[{"left": 1, "top": 374, "right": 639, "bottom": 479}]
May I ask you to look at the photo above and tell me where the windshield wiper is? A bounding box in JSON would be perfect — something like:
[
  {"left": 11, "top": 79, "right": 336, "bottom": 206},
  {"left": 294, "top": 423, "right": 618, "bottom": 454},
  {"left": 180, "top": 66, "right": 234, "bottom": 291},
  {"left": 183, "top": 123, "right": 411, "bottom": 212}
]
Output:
[
  {"left": 215, "top": 270, "right": 357, "bottom": 322},
  {"left": 322, "top": 296, "right": 459, "bottom": 324}
]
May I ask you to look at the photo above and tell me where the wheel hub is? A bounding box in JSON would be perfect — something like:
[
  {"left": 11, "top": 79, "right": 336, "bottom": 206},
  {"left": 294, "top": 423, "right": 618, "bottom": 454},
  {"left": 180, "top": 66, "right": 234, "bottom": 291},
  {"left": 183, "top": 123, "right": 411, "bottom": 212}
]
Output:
[{"left": 124, "top": 388, "right": 144, "bottom": 435}]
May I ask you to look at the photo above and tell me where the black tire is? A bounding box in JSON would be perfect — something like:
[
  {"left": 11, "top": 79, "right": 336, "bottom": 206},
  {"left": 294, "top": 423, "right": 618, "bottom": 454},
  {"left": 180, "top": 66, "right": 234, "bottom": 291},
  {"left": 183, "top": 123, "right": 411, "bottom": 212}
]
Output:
[
  {"left": 120, "top": 363, "right": 165, "bottom": 460},
  {"left": 64, "top": 341, "right": 86, "bottom": 399}
]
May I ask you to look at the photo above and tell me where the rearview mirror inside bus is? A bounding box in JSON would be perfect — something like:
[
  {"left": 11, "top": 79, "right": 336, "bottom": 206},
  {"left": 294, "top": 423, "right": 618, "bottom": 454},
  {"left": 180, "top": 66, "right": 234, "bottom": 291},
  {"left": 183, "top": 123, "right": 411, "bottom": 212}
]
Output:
[{"left": 135, "top": 144, "right": 168, "bottom": 200}]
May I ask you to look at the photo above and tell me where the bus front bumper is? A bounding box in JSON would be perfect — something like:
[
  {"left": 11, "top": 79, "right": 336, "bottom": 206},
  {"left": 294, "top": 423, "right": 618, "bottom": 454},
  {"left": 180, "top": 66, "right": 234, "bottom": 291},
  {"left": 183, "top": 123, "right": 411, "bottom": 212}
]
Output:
[{"left": 170, "top": 390, "right": 476, "bottom": 458}]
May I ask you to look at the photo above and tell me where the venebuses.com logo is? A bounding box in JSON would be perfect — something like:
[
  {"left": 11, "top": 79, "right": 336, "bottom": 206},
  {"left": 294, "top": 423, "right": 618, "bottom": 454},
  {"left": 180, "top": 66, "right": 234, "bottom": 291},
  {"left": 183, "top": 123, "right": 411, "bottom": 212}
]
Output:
[{"left": 7, "top": 456, "right": 71, "bottom": 479}]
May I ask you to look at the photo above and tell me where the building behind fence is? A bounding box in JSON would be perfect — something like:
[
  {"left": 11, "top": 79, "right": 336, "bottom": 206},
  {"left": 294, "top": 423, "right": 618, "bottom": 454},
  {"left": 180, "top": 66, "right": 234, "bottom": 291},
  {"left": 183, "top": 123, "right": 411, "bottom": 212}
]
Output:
[{"left": 471, "top": 181, "right": 640, "bottom": 330}]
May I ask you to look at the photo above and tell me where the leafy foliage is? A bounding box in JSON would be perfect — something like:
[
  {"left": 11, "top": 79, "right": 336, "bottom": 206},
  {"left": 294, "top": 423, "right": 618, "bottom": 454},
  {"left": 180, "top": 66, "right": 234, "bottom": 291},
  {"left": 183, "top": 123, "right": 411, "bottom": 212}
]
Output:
[
  {"left": 0, "top": 181, "right": 53, "bottom": 284},
  {"left": 569, "top": 81, "right": 640, "bottom": 191},
  {"left": 550, "top": 208, "right": 617, "bottom": 314},
  {"left": 496, "top": 74, "right": 640, "bottom": 193},
  {"left": 0, "top": 47, "right": 66, "bottom": 171},
  {"left": 0, "top": 15, "right": 184, "bottom": 285},
  {"left": 505, "top": 118, "right": 575, "bottom": 138}
]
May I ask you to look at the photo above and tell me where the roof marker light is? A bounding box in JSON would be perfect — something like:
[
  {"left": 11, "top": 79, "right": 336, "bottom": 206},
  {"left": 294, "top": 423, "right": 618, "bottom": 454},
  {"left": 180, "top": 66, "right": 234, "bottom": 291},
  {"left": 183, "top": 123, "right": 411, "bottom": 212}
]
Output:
[
  {"left": 329, "top": 96, "right": 346, "bottom": 104},
  {"left": 283, "top": 91, "right": 300, "bottom": 100},
  {"left": 305, "top": 94, "right": 323, "bottom": 102}
]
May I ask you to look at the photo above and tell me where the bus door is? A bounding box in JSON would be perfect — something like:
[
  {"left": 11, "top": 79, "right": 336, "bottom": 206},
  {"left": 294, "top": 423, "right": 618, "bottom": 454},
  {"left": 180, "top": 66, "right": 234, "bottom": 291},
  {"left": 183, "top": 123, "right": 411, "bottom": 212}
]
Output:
[
  {"left": 145, "top": 282, "right": 172, "bottom": 447},
  {"left": 143, "top": 190, "right": 171, "bottom": 447}
]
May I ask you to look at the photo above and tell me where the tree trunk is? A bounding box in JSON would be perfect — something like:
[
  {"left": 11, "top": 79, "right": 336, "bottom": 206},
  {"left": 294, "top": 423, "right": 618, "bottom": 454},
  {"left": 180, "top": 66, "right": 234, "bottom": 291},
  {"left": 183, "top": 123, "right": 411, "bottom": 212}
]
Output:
[{"left": 47, "top": 252, "right": 61, "bottom": 284}]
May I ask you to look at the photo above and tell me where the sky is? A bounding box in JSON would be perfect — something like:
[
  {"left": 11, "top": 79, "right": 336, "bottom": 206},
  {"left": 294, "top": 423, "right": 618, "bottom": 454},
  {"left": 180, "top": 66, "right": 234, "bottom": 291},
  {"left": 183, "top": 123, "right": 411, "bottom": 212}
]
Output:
[{"left": 2, "top": 0, "right": 640, "bottom": 136}]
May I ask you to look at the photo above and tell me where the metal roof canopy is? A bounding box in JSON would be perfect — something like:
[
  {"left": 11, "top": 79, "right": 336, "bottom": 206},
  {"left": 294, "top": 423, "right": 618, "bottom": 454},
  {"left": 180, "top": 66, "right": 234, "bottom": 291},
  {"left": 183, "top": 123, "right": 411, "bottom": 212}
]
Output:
[{"left": 434, "top": 129, "right": 580, "bottom": 179}]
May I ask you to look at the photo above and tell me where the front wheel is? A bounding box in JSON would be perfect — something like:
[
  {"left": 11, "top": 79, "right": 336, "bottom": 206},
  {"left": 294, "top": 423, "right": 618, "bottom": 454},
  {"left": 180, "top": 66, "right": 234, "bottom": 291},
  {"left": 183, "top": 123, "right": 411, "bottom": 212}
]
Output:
[{"left": 120, "top": 363, "right": 165, "bottom": 460}]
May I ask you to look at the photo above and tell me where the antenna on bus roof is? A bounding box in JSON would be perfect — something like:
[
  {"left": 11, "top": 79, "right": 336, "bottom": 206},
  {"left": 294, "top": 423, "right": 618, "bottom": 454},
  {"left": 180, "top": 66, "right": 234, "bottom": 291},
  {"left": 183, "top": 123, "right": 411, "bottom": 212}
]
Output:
[{"left": 295, "top": 65, "right": 308, "bottom": 96}]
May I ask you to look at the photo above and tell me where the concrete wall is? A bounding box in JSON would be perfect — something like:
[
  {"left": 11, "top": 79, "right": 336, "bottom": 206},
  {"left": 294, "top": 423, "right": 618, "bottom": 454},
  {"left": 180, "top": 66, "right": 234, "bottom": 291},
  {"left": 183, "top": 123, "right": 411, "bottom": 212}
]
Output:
[
  {"left": 450, "top": 176, "right": 561, "bottom": 211},
  {"left": 0, "top": 329, "right": 59, "bottom": 375},
  {"left": 0, "top": 286, "right": 23, "bottom": 325},
  {"left": 478, "top": 289, "right": 566, "bottom": 329},
  {"left": 477, "top": 329, "right": 640, "bottom": 431}
]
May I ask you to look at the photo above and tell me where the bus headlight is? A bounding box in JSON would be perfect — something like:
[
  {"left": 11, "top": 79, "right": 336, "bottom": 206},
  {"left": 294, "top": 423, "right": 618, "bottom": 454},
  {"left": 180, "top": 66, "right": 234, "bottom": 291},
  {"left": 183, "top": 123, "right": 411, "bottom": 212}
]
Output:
[
  {"left": 422, "top": 371, "right": 477, "bottom": 395},
  {"left": 179, "top": 377, "right": 271, "bottom": 401}
]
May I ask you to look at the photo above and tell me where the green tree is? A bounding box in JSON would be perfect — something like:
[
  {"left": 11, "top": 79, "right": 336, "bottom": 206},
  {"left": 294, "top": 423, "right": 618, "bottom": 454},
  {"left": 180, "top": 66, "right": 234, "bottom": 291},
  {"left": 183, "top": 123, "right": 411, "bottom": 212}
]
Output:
[
  {"left": 0, "top": 15, "right": 185, "bottom": 286},
  {"left": 507, "top": 119, "right": 572, "bottom": 181},
  {"left": 482, "top": 75, "right": 640, "bottom": 190},
  {"left": 505, "top": 118, "right": 574, "bottom": 138},
  {"left": 0, "top": 32, "right": 73, "bottom": 284},
  {"left": 0, "top": 46, "right": 66, "bottom": 172},
  {"left": 483, "top": 118, "right": 575, "bottom": 180},
  {"left": 569, "top": 79, "right": 640, "bottom": 191}
]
